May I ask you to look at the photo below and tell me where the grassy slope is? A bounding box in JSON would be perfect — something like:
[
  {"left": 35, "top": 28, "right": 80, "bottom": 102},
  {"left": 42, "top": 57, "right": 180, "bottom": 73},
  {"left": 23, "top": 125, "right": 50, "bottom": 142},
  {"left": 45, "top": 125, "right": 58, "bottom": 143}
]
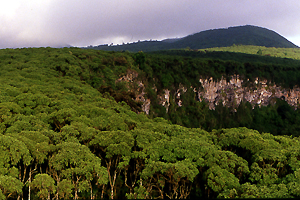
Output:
[{"left": 202, "top": 45, "right": 300, "bottom": 60}]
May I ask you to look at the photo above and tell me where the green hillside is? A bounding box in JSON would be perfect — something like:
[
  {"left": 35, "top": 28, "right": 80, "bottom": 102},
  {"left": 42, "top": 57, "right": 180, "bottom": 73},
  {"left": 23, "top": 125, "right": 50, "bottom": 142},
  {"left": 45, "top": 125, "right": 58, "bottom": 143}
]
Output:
[
  {"left": 174, "top": 25, "right": 298, "bottom": 49},
  {"left": 88, "top": 25, "right": 299, "bottom": 52},
  {"left": 203, "top": 45, "right": 300, "bottom": 60},
  {"left": 1, "top": 47, "right": 300, "bottom": 199}
]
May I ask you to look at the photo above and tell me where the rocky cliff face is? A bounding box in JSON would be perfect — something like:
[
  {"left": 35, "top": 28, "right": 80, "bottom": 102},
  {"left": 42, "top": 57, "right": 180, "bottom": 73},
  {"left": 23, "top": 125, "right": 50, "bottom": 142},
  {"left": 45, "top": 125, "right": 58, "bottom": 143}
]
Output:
[
  {"left": 118, "top": 70, "right": 300, "bottom": 114},
  {"left": 197, "top": 75, "right": 300, "bottom": 110}
]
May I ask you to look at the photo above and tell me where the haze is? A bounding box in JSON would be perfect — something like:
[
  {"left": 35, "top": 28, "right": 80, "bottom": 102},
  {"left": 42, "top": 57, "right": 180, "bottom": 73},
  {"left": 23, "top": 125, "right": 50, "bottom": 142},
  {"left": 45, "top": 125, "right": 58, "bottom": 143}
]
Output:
[{"left": 1, "top": 0, "right": 300, "bottom": 48}]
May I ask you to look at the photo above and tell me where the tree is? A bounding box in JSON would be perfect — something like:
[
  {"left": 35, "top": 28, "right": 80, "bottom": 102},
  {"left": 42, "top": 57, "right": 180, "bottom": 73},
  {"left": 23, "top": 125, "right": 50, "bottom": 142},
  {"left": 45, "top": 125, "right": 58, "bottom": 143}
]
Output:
[
  {"left": 6, "top": 131, "right": 51, "bottom": 200},
  {"left": 0, "top": 135, "right": 32, "bottom": 199},
  {"left": 89, "top": 130, "right": 134, "bottom": 199},
  {"left": 0, "top": 175, "right": 23, "bottom": 199},
  {"left": 257, "top": 49, "right": 263, "bottom": 55},
  {"left": 49, "top": 141, "right": 108, "bottom": 199},
  {"left": 31, "top": 174, "right": 56, "bottom": 200},
  {"left": 133, "top": 51, "right": 146, "bottom": 68},
  {"left": 56, "top": 179, "right": 74, "bottom": 199}
]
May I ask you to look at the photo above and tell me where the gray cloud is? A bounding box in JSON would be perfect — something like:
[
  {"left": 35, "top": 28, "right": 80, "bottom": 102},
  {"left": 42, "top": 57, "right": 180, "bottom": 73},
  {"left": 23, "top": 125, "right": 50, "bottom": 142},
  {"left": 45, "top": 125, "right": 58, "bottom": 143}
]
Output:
[{"left": 1, "top": 0, "right": 300, "bottom": 48}]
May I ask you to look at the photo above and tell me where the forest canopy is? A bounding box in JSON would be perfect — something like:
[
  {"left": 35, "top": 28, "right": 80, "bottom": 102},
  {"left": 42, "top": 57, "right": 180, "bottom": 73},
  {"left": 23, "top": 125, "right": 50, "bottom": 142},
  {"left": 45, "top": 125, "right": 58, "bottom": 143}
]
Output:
[{"left": 0, "top": 47, "right": 300, "bottom": 199}]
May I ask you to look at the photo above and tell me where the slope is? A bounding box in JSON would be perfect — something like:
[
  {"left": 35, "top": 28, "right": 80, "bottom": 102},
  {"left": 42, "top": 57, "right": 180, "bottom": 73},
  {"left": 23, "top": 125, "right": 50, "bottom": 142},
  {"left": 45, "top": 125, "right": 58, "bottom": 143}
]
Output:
[
  {"left": 174, "top": 25, "right": 298, "bottom": 49},
  {"left": 203, "top": 44, "right": 300, "bottom": 60}
]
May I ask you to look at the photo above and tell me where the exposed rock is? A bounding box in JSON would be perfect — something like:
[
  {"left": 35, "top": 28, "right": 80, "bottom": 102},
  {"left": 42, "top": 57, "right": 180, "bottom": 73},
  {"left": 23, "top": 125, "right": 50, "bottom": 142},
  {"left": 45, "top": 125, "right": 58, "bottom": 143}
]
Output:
[
  {"left": 117, "top": 69, "right": 139, "bottom": 82},
  {"left": 197, "top": 75, "right": 300, "bottom": 110},
  {"left": 117, "top": 70, "right": 151, "bottom": 114},
  {"left": 118, "top": 70, "right": 300, "bottom": 114},
  {"left": 175, "top": 84, "right": 187, "bottom": 107},
  {"left": 142, "top": 99, "right": 151, "bottom": 115},
  {"left": 158, "top": 89, "right": 170, "bottom": 112}
]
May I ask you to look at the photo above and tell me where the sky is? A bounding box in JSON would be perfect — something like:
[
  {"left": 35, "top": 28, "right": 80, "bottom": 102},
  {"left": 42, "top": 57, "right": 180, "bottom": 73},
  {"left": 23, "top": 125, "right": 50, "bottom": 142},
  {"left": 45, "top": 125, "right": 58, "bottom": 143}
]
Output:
[{"left": 1, "top": 0, "right": 300, "bottom": 49}]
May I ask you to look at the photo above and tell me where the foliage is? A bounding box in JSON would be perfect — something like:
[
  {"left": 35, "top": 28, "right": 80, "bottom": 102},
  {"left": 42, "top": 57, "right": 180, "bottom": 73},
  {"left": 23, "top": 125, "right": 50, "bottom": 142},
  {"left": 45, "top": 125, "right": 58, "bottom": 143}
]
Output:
[
  {"left": 1, "top": 47, "right": 300, "bottom": 199},
  {"left": 31, "top": 174, "right": 56, "bottom": 200}
]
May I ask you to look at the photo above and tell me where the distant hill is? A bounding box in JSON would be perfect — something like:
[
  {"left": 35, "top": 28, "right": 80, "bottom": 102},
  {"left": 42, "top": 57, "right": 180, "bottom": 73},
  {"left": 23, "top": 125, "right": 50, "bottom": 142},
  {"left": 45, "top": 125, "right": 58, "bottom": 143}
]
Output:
[{"left": 87, "top": 25, "right": 299, "bottom": 52}]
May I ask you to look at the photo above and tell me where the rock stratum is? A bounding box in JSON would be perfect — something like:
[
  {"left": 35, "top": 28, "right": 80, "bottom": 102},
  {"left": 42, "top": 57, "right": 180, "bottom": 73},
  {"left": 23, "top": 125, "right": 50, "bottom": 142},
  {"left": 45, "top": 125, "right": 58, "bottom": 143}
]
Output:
[
  {"left": 197, "top": 75, "right": 300, "bottom": 110},
  {"left": 119, "top": 71, "right": 300, "bottom": 113}
]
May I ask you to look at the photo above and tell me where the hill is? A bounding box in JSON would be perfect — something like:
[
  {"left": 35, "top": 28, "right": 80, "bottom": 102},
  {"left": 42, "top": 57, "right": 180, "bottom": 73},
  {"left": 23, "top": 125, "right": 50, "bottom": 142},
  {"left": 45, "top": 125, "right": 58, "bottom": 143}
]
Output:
[
  {"left": 88, "top": 25, "right": 299, "bottom": 52},
  {"left": 173, "top": 25, "right": 298, "bottom": 49}
]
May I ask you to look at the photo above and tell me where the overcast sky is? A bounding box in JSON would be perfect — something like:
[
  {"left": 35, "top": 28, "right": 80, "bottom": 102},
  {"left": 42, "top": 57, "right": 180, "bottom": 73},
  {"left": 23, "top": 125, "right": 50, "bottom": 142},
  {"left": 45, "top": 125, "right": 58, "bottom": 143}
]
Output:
[{"left": 1, "top": 0, "right": 300, "bottom": 48}]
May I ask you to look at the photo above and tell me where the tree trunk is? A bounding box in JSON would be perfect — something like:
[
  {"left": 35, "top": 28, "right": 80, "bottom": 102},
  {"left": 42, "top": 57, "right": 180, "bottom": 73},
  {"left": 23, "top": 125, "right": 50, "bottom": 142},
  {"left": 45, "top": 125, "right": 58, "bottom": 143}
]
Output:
[
  {"left": 28, "top": 167, "right": 32, "bottom": 200},
  {"left": 55, "top": 177, "right": 60, "bottom": 200},
  {"left": 75, "top": 189, "right": 78, "bottom": 200},
  {"left": 101, "top": 184, "right": 105, "bottom": 199},
  {"left": 74, "top": 177, "right": 79, "bottom": 200},
  {"left": 90, "top": 183, "right": 93, "bottom": 200},
  {"left": 106, "top": 157, "right": 121, "bottom": 200},
  {"left": 110, "top": 187, "right": 114, "bottom": 199}
]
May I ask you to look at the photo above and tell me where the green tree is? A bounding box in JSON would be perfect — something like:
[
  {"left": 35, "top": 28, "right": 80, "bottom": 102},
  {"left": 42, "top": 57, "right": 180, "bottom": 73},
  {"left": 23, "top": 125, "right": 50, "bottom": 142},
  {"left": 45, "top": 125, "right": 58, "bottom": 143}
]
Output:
[
  {"left": 133, "top": 51, "right": 146, "bottom": 68},
  {"left": 56, "top": 179, "right": 74, "bottom": 199},
  {"left": 31, "top": 174, "right": 56, "bottom": 200},
  {"left": 89, "top": 130, "right": 134, "bottom": 199},
  {"left": 49, "top": 141, "right": 108, "bottom": 199},
  {"left": 257, "top": 49, "right": 263, "bottom": 55},
  {"left": 0, "top": 175, "right": 23, "bottom": 199}
]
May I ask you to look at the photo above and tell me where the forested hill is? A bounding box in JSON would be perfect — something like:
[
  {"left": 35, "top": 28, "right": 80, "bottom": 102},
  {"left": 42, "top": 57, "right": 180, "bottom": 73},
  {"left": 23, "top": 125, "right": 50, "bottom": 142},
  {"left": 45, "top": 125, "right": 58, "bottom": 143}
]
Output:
[
  {"left": 2, "top": 47, "right": 300, "bottom": 199},
  {"left": 88, "top": 25, "right": 299, "bottom": 52}
]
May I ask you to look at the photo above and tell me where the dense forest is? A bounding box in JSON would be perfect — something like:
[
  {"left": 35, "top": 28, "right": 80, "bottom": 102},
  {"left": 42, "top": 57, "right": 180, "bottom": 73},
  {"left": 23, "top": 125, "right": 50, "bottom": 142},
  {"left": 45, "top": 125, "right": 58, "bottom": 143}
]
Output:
[
  {"left": 1, "top": 47, "right": 300, "bottom": 199},
  {"left": 145, "top": 49, "right": 300, "bottom": 136}
]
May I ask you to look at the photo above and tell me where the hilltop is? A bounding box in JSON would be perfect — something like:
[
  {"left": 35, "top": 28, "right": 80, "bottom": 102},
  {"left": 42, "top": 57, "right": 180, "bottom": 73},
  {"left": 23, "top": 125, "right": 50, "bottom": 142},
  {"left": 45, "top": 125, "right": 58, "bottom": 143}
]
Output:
[{"left": 88, "top": 25, "right": 299, "bottom": 52}]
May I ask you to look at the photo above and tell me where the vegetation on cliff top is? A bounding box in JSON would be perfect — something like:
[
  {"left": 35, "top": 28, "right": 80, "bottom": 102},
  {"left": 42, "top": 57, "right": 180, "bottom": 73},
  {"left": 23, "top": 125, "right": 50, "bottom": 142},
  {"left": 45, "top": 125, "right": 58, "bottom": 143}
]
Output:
[
  {"left": 0, "top": 47, "right": 300, "bottom": 199},
  {"left": 203, "top": 44, "right": 300, "bottom": 60}
]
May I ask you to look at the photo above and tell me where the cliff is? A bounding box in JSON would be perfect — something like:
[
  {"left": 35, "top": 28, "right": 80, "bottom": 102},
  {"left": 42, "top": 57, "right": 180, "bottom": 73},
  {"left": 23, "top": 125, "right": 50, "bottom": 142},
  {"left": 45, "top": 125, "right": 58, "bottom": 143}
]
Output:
[
  {"left": 118, "top": 71, "right": 300, "bottom": 114},
  {"left": 197, "top": 75, "right": 300, "bottom": 110}
]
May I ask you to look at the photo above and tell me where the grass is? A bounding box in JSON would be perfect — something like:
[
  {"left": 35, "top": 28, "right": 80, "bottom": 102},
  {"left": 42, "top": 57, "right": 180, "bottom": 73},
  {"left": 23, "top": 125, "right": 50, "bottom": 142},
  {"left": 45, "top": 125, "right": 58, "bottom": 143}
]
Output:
[{"left": 201, "top": 45, "right": 300, "bottom": 60}]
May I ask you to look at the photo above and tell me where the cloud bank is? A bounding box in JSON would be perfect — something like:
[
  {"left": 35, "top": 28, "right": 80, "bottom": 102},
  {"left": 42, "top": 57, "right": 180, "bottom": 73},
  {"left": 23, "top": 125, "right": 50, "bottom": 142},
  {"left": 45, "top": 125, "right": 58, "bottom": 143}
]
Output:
[{"left": 1, "top": 0, "right": 300, "bottom": 48}]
